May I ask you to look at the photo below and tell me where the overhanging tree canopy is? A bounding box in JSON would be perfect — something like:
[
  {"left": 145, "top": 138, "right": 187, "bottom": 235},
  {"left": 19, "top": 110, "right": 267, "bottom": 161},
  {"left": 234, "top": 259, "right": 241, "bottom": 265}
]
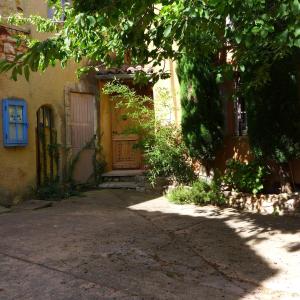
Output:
[
  {"left": 1, "top": 0, "right": 300, "bottom": 178},
  {"left": 0, "top": 0, "right": 299, "bottom": 88}
]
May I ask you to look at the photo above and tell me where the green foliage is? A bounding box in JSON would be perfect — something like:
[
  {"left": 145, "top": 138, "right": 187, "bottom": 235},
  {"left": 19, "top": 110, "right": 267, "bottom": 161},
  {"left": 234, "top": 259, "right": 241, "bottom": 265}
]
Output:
[
  {"left": 103, "top": 82, "right": 155, "bottom": 148},
  {"left": 223, "top": 159, "right": 269, "bottom": 194},
  {"left": 167, "top": 178, "right": 226, "bottom": 206},
  {"left": 178, "top": 54, "right": 224, "bottom": 165},
  {"left": 103, "top": 82, "right": 196, "bottom": 185},
  {"left": 1, "top": 0, "right": 300, "bottom": 90},
  {"left": 245, "top": 51, "right": 300, "bottom": 163},
  {"left": 167, "top": 186, "right": 192, "bottom": 204},
  {"left": 36, "top": 134, "right": 105, "bottom": 200},
  {"left": 2, "top": 0, "right": 300, "bottom": 187},
  {"left": 144, "top": 125, "right": 197, "bottom": 185},
  {"left": 35, "top": 182, "right": 80, "bottom": 201}
]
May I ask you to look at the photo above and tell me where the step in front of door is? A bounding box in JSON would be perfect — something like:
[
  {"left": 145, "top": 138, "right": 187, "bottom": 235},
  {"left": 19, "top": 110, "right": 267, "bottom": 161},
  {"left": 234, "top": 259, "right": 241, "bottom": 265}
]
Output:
[{"left": 98, "top": 182, "right": 138, "bottom": 190}]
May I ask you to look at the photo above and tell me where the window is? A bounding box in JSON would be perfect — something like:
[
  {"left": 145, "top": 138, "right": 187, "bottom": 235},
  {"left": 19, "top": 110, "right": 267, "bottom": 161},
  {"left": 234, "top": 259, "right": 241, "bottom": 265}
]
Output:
[
  {"left": 233, "top": 75, "right": 248, "bottom": 136},
  {"left": 234, "top": 97, "right": 248, "bottom": 136},
  {"left": 2, "top": 99, "right": 28, "bottom": 147}
]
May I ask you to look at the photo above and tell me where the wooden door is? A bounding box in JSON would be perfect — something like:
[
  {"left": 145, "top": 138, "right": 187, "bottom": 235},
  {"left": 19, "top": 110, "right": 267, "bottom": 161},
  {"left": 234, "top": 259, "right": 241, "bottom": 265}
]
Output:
[
  {"left": 70, "top": 93, "right": 95, "bottom": 183},
  {"left": 111, "top": 104, "right": 141, "bottom": 169}
]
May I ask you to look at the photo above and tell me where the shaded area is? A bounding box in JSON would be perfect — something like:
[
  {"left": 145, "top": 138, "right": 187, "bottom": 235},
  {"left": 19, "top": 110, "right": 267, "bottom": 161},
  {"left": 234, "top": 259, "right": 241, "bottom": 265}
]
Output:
[{"left": 0, "top": 190, "right": 299, "bottom": 299}]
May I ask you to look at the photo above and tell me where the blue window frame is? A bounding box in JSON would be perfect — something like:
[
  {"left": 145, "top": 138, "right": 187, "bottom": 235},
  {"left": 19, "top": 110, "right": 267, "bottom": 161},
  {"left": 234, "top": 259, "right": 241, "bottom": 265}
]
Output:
[{"left": 2, "top": 99, "right": 29, "bottom": 147}]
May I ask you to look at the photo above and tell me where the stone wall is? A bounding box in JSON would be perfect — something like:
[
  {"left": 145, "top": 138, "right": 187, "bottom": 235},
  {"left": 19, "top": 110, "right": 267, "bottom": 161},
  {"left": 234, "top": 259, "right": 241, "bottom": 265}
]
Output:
[
  {"left": 0, "top": 25, "right": 27, "bottom": 62},
  {"left": 225, "top": 191, "right": 300, "bottom": 216}
]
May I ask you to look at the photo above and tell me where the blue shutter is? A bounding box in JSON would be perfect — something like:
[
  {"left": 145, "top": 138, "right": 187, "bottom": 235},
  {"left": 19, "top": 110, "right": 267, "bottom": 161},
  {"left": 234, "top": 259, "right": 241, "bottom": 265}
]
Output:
[{"left": 2, "top": 99, "right": 29, "bottom": 147}]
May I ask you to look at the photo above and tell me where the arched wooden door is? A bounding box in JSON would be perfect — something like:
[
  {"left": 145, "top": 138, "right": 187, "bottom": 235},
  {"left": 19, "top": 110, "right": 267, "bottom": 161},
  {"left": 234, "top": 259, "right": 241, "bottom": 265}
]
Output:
[{"left": 36, "top": 106, "right": 58, "bottom": 186}]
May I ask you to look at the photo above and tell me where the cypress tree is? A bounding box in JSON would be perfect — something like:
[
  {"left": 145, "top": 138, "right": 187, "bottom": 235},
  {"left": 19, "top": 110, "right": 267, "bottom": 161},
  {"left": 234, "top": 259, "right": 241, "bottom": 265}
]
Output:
[{"left": 177, "top": 54, "right": 224, "bottom": 170}]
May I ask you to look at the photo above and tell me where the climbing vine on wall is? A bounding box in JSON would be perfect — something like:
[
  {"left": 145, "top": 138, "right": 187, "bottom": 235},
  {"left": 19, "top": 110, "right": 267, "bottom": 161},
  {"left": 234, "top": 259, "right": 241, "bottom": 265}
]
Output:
[{"left": 67, "top": 135, "right": 106, "bottom": 184}]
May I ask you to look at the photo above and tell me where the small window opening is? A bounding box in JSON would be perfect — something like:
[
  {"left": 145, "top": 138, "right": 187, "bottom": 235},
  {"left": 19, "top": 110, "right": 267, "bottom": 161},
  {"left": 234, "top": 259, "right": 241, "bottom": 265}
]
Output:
[
  {"left": 234, "top": 76, "right": 248, "bottom": 136},
  {"left": 234, "top": 97, "right": 248, "bottom": 136}
]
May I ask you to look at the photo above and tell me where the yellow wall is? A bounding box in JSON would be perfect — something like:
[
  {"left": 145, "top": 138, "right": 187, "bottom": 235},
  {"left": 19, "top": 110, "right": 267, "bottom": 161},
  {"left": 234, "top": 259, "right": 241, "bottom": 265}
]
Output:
[
  {"left": 99, "top": 81, "right": 113, "bottom": 172},
  {"left": 153, "top": 60, "right": 181, "bottom": 126},
  {"left": 0, "top": 0, "right": 80, "bottom": 204}
]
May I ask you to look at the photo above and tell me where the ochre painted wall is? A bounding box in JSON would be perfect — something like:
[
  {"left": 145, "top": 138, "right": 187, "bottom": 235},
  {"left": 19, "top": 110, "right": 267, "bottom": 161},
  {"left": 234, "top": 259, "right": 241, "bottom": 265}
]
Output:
[
  {"left": 153, "top": 59, "right": 181, "bottom": 126},
  {"left": 0, "top": 0, "right": 80, "bottom": 204},
  {"left": 99, "top": 81, "right": 113, "bottom": 172}
]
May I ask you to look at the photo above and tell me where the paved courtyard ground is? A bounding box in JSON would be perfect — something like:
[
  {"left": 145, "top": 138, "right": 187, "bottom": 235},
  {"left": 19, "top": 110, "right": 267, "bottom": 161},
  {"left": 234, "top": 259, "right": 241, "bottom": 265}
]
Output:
[{"left": 0, "top": 189, "right": 300, "bottom": 299}]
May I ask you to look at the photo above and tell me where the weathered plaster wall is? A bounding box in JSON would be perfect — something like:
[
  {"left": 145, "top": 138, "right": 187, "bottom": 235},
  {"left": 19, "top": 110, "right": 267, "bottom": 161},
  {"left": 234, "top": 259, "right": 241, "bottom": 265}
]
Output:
[
  {"left": 153, "top": 60, "right": 181, "bottom": 126},
  {"left": 0, "top": 0, "right": 80, "bottom": 205},
  {"left": 99, "top": 81, "right": 113, "bottom": 172},
  {"left": 0, "top": 65, "right": 80, "bottom": 205},
  {"left": 0, "top": 0, "right": 21, "bottom": 16}
]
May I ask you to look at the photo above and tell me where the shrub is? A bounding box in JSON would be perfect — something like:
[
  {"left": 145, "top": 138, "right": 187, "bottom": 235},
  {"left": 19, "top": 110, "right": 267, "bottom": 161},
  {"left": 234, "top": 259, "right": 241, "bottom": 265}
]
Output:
[
  {"left": 167, "top": 186, "right": 193, "bottom": 204},
  {"left": 145, "top": 125, "right": 197, "bottom": 185},
  {"left": 192, "top": 179, "right": 226, "bottom": 206},
  {"left": 35, "top": 182, "right": 80, "bottom": 201},
  {"left": 167, "top": 178, "right": 226, "bottom": 206},
  {"left": 222, "top": 159, "right": 269, "bottom": 194}
]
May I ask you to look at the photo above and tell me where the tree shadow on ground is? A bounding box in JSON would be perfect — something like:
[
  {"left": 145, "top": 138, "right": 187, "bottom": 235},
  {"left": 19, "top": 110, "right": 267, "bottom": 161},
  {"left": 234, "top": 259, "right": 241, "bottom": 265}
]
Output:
[
  {"left": 0, "top": 189, "right": 296, "bottom": 299},
  {"left": 226, "top": 210, "right": 300, "bottom": 234},
  {"left": 112, "top": 190, "right": 283, "bottom": 298}
]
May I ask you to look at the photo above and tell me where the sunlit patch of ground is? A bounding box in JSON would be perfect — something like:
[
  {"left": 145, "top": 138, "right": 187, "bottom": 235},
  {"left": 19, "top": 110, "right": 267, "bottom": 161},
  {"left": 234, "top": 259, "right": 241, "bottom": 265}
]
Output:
[{"left": 0, "top": 189, "right": 299, "bottom": 299}]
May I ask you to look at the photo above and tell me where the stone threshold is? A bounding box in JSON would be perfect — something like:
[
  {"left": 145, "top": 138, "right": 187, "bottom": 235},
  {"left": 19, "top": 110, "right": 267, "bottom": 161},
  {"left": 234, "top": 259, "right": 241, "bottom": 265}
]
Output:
[
  {"left": 99, "top": 182, "right": 138, "bottom": 190},
  {"left": 102, "top": 170, "right": 145, "bottom": 177}
]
